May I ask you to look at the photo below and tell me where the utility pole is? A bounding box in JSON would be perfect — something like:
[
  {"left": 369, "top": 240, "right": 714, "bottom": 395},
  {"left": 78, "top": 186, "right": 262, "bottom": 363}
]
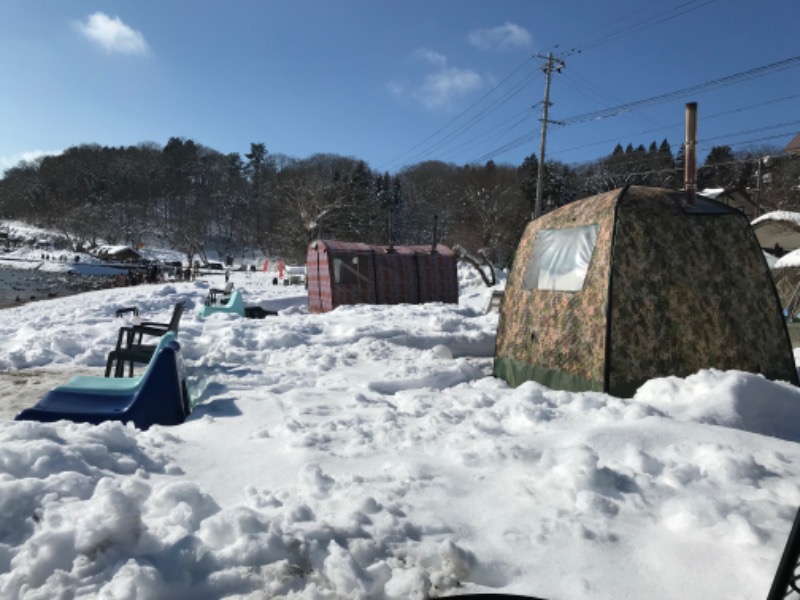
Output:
[
  {"left": 534, "top": 52, "right": 565, "bottom": 219},
  {"left": 756, "top": 157, "right": 762, "bottom": 217}
]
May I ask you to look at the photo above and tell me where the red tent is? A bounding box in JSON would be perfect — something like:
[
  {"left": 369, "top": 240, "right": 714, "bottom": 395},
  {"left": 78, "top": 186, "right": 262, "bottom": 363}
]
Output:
[{"left": 306, "top": 240, "right": 459, "bottom": 313}]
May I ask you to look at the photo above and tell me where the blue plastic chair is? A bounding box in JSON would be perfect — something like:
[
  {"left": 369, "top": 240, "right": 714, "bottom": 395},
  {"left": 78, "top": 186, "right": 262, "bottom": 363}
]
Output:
[{"left": 15, "top": 333, "right": 190, "bottom": 430}]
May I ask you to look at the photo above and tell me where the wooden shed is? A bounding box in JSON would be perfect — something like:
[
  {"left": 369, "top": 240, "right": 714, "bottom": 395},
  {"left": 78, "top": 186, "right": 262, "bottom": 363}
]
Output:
[{"left": 306, "top": 240, "right": 459, "bottom": 313}]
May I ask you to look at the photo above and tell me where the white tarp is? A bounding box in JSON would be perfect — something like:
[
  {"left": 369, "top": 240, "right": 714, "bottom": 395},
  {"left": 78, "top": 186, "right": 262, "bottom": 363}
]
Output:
[{"left": 523, "top": 224, "right": 599, "bottom": 292}]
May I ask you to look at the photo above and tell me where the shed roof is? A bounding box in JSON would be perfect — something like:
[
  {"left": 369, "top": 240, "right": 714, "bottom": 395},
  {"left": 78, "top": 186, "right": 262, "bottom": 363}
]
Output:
[
  {"left": 785, "top": 132, "right": 800, "bottom": 155},
  {"left": 95, "top": 245, "right": 141, "bottom": 256},
  {"left": 751, "top": 211, "right": 800, "bottom": 254},
  {"left": 312, "top": 240, "right": 455, "bottom": 256}
]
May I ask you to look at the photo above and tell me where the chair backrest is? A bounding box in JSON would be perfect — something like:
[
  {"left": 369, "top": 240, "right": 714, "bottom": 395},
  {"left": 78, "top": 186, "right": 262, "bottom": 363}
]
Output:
[
  {"left": 142, "top": 331, "right": 178, "bottom": 378},
  {"left": 228, "top": 291, "right": 245, "bottom": 316},
  {"left": 224, "top": 281, "right": 234, "bottom": 293},
  {"left": 168, "top": 301, "right": 186, "bottom": 332}
]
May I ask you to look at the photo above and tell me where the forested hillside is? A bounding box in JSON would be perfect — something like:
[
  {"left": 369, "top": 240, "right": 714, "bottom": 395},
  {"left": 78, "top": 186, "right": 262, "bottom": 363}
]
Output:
[{"left": 1, "top": 136, "right": 797, "bottom": 264}]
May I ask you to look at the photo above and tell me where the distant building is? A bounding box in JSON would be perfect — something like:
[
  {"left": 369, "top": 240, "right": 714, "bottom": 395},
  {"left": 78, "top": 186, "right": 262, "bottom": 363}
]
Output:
[
  {"left": 751, "top": 211, "right": 800, "bottom": 256},
  {"left": 700, "top": 188, "right": 760, "bottom": 220},
  {"left": 93, "top": 245, "right": 142, "bottom": 262},
  {"left": 785, "top": 132, "right": 800, "bottom": 156},
  {"left": 306, "top": 240, "right": 458, "bottom": 313}
]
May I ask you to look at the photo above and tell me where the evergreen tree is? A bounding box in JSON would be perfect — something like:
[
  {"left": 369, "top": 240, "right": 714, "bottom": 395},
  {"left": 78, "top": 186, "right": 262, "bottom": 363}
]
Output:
[
  {"left": 700, "top": 145, "right": 747, "bottom": 189},
  {"left": 518, "top": 152, "right": 538, "bottom": 213}
]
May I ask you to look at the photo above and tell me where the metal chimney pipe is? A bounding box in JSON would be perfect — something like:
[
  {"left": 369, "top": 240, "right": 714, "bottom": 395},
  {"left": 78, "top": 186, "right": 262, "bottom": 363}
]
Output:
[
  {"left": 685, "top": 102, "right": 698, "bottom": 206},
  {"left": 431, "top": 215, "right": 439, "bottom": 254}
]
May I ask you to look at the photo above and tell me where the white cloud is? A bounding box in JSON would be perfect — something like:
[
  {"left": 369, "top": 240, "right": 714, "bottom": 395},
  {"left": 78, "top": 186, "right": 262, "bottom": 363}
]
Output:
[
  {"left": 414, "top": 67, "right": 483, "bottom": 110},
  {"left": 0, "top": 150, "right": 62, "bottom": 176},
  {"left": 74, "top": 12, "right": 149, "bottom": 56},
  {"left": 411, "top": 48, "right": 448, "bottom": 69},
  {"left": 395, "top": 48, "right": 483, "bottom": 110},
  {"left": 468, "top": 22, "right": 532, "bottom": 51}
]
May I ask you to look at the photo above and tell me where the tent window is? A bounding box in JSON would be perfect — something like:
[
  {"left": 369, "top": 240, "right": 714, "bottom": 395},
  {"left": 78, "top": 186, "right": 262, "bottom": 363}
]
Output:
[
  {"left": 333, "top": 257, "right": 362, "bottom": 284},
  {"left": 523, "top": 225, "right": 600, "bottom": 292}
]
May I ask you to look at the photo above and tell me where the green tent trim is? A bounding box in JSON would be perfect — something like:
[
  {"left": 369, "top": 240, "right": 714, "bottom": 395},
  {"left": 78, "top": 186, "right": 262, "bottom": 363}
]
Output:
[{"left": 493, "top": 357, "right": 604, "bottom": 393}]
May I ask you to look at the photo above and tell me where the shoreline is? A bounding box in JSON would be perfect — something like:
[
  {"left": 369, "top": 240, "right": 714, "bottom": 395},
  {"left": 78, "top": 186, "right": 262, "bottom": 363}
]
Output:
[
  {"left": 0, "top": 285, "right": 109, "bottom": 311},
  {"left": 0, "top": 267, "right": 119, "bottom": 311}
]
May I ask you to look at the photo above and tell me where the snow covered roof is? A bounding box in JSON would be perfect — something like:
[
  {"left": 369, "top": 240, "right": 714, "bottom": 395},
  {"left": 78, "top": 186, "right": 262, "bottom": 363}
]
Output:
[
  {"left": 94, "top": 245, "right": 141, "bottom": 257},
  {"left": 751, "top": 211, "right": 800, "bottom": 228},
  {"left": 751, "top": 211, "right": 800, "bottom": 254},
  {"left": 698, "top": 188, "right": 758, "bottom": 219},
  {"left": 764, "top": 251, "right": 780, "bottom": 268},
  {"left": 698, "top": 188, "right": 725, "bottom": 199},
  {"left": 774, "top": 247, "right": 800, "bottom": 269},
  {"left": 312, "top": 239, "right": 455, "bottom": 256}
]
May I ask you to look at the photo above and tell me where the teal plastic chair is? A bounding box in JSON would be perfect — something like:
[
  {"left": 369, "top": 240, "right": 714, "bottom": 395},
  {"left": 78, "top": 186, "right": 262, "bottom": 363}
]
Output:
[
  {"left": 61, "top": 332, "right": 177, "bottom": 395},
  {"left": 198, "top": 291, "right": 245, "bottom": 318}
]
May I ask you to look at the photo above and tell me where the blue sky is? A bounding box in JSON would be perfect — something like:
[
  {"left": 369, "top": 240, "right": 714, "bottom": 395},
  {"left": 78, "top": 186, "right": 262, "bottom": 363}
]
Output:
[{"left": 1, "top": 0, "right": 798, "bottom": 175}]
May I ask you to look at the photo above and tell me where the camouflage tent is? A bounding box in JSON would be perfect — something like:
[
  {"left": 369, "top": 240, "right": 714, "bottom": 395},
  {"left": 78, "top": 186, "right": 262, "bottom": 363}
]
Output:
[
  {"left": 773, "top": 250, "right": 800, "bottom": 315},
  {"left": 494, "top": 185, "right": 798, "bottom": 397},
  {"left": 306, "top": 240, "right": 458, "bottom": 313}
]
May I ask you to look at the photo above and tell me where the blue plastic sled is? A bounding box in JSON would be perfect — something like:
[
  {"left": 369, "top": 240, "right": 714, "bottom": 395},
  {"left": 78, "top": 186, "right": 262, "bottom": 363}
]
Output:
[{"left": 15, "top": 333, "right": 190, "bottom": 430}]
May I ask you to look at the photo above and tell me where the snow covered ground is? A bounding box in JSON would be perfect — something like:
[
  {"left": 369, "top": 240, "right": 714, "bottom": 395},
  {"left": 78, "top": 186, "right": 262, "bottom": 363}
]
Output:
[{"left": 1, "top": 265, "right": 799, "bottom": 599}]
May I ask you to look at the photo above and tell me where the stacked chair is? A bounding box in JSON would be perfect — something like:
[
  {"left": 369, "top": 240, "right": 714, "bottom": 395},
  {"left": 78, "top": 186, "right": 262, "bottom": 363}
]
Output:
[
  {"left": 106, "top": 301, "right": 185, "bottom": 377},
  {"left": 204, "top": 282, "right": 234, "bottom": 306}
]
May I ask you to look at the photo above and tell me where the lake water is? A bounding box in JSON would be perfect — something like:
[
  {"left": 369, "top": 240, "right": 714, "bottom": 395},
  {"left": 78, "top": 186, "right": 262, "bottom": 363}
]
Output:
[{"left": 0, "top": 265, "right": 114, "bottom": 307}]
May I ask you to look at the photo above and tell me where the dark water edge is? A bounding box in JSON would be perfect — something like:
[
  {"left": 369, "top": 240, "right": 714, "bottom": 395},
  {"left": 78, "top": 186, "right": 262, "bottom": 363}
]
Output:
[{"left": 0, "top": 266, "right": 116, "bottom": 309}]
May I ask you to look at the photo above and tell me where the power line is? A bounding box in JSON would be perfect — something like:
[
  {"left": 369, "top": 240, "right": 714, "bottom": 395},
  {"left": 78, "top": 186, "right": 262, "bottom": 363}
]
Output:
[
  {"left": 702, "top": 120, "right": 800, "bottom": 145},
  {"left": 553, "top": 127, "right": 800, "bottom": 176},
  {"left": 559, "top": 68, "right": 668, "bottom": 130},
  {"left": 471, "top": 128, "right": 542, "bottom": 164},
  {"left": 699, "top": 131, "right": 800, "bottom": 154},
  {"left": 549, "top": 93, "right": 800, "bottom": 159},
  {"left": 472, "top": 56, "right": 800, "bottom": 164},
  {"left": 559, "top": 55, "right": 800, "bottom": 126},
  {"left": 607, "top": 145, "right": 797, "bottom": 181},
  {"left": 393, "top": 71, "right": 541, "bottom": 169},
  {"left": 377, "top": 56, "right": 537, "bottom": 171},
  {"left": 437, "top": 106, "right": 536, "bottom": 163},
  {"left": 563, "top": 0, "right": 717, "bottom": 55},
  {"left": 385, "top": 1, "right": 724, "bottom": 172},
  {"left": 383, "top": 5, "right": 793, "bottom": 172}
]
